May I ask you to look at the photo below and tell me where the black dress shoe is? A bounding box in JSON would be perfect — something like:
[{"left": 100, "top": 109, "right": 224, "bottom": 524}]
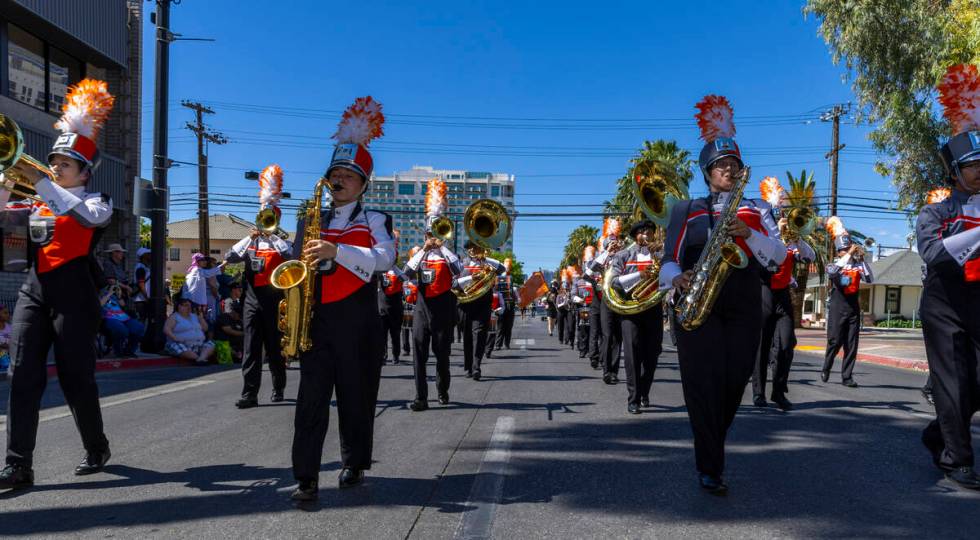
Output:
[
  {"left": 338, "top": 467, "right": 364, "bottom": 488},
  {"left": 753, "top": 396, "right": 768, "bottom": 408},
  {"left": 820, "top": 370, "right": 830, "bottom": 383},
  {"left": 291, "top": 479, "right": 318, "bottom": 500},
  {"left": 627, "top": 403, "right": 641, "bottom": 415},
  {"left": 235, "top": 397, "right": 258, "bottom": 409},
  {"left": 698, "top": 473, "right": 728, "bottom": 495},
  {"left": 0, "top": 464, "right": 34, "bottom": 489},
  {"left": 947, "top": 467, "right": 980, "bottom": 490},
  {"left": 842, "top": 379, "right": 859, "bottom": 388},
  {"left": 271, "top": 390, "right": 284, "bottom": 403},
  {"left": 438, "top": 394, "right": 450, "bottom": 405},
  {"left": 610, "top": 375, "right": 619, "bottom": 384},
  {"left": 410, "top": 399, "right": 429, "bottom": 412},
  {"left": 465, "top": 370, "right": 473, "bottom": 378},
  {"left": 74, "top": 449, "right": 111, "bottom": 476},
  {"left": 921, "top": 388, "right": 935, "bottom": 405},
  {"left": 921, "top": 429, "right": 952, "bottom": 472},
  {"left": 640, "top": 396, "right": 650, "bottom": 408},
  {"left": 590, "top": 360, "right": 599, "bottom": 370},
  {"left": 602, "top": 373, "right": 614, "bottom": 385},
  {"left": 771, "top": 395, "right": 793, "bottom": 411},
  {"left": 392, "top": 358, "right": 399, "bottom": 365},
  {"left": 472, "top": 370, "right": 481, "bottom": 381}
]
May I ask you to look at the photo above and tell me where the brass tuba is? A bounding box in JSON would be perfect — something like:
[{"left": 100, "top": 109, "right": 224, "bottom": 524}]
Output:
[
  {"left": 270, "top": 178, "right": 328, "bottom": 357},
  {"left": 602, "top": 159, "right": 688, "bottom": 315},
  {"left": 0, "top": 114, "right": 52, "bottom": 202},
  {"left": 454, "top": 199, "right": 512, "bottom": 303}
]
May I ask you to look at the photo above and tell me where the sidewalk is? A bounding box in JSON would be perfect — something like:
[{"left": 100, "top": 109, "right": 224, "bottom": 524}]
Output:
[{"left": 794, "top": 328, "right": 928, "bottom": 373}]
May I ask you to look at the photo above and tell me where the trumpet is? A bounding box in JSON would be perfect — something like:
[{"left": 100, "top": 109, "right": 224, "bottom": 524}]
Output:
[
  {"left": 255, "top": 207, "right": 289, "bottom": 240},
  {"left": 0, "top": 114, "right": 51, "bottom": 203},
  {"left": 427, "top": 215, "right": 454, "bottom": 243},
  {"left": 781, "top": 206, "right": 814, "bottom": 242}
]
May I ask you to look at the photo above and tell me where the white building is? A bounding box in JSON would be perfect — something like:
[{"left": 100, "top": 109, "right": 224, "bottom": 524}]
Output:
[{"left": 362, "top": 166, "right": 516, "bottom": 258}]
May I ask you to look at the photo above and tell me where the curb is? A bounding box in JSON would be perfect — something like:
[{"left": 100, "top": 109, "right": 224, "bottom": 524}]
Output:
[
  {"left": 795, "top": 346, "right": 928, "bottom": 373},
  {"left": 45, "top": 355, "right": 194, "bottom": 378}
]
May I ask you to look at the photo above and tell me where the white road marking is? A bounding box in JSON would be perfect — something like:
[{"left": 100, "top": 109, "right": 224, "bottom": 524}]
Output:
[
  {"left": 455, "top": 416, "right": 515, "bottom": 540},
  {"left": 0, "top": 378, "right": 215, "bottom": 432}
]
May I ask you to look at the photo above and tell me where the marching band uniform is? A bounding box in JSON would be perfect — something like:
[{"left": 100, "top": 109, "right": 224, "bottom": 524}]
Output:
[
  {"left": 659, "top": 95, "right": 786, "bottom": 493},
  {"left": 402, "top": 279, "right": 417, "bottom": 358},
  {"left": 455, "top": 250, "right": 505, "bottom": 379},
  {"left": 916, "top": 63, "right": 980, "bottom": 490},
  {"left": 752, "top": 238, "right": 814, "bottom": 409},
  {"left": 821, "top": 222, "right": 873, "bottom": 386},
  {"left": 582, "top": 247, "right": 603, "bottom": 368},
  {"left": 556, "top": 281, "right": 569, "bottom": 344},
  {"left": 0, "top": 80, "right": 116, "bottom": 488},
  {"left": 563, "top": 270, "right": 578, "bottom": 348},
  {"left": 590, "top": 237, "right": 623, "bottom": 384},
  {"left": 570, "top": 274, "right": 595, "bottom": 358},
  {"left": 291, "top": 96, "right": 394, "bottom": 498},
  {"left": 227, "top": 165, "right": 289, "bottom": 408},
  {"left": 610, "top": 221, "right": 664, "bottom": 414},
  {"left": 495, "top": 277, "right": 518, "bottom": 350},
  {"left": 378, "top": 266, "right": 408, "bottom": 364},
  {"left": 484, "top": 290, "right": 506, "bottom": 358}
]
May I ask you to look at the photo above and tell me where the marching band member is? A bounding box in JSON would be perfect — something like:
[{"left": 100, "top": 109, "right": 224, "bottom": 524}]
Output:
[
  {"left": 752, "top": 177, "right": 815, "bottom": 410},
  {"left": 555, "top": 272, "right": 570, "bottom": 344},
  {"left": 545, "top": 280, "right": 559, "bottom": 336},
  {"left": 0, "top": 80, "right": 116, "bottom": 489},
  {"left": 404, "top": 179, "right": 461, "bottom": 411},
  {"left": 226, "top": 165, "right": 289, "bottom": 408},
  {"left": 484, "top": 288, "right": 506, "bottom": 359},
  {"left": 563, "top": 266, "right": 580, "bottom": 349},
  {"left": 917, "top": 64, "right": 980, "bottom": 490},
  {"left": 290, "top": 97, "right": 395, "bottom": 500},
  {"left": 659, "top": 95, "right": 786, "bottom": 494},
  {"left": 590, "top": 220, "right": 625, "bottom": 385},
  {"left": 581, "top": 245, "right": 603, "bottom": 368},
  {"left": 456, "top": 240, "right": 505, "bottom": 380},
  {"left": 378, "top": 232, "right": 407, "bottom": 365},
  {"left": 610, "top": 220, "right": 664, "bottom": 414},
  {"left": 821, "top": 216, "right": 873, "bottom": 387},
  {"left": 401, "top": 249, "right": 420, "bottom": 360},
  {"left": 495, "top": 261, "right": 519, "bottom": 350},
  {"left": 570, "top": 253, "right": 596, "bottom": 359}
]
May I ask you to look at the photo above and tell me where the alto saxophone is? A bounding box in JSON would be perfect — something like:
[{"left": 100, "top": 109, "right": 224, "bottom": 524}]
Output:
[
  {"left": 270, "top": 178, "right": 330, "bottom": 357},
  {"left": 674, "top": 167, "right": 751, "bottom": 331}
]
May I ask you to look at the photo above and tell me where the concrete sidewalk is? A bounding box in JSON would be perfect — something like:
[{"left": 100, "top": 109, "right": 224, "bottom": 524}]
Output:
[{"left": 795, "top": 328, "right": 928, "bottom": 372}]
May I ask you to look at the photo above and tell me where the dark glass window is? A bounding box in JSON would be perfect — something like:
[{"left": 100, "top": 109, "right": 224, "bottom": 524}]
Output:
[
  {"left": 7, "top": 24, "right": 45, "bottom": 110},
  {"left": 48, "top": 46, "right": 83, "bottom": 111}
]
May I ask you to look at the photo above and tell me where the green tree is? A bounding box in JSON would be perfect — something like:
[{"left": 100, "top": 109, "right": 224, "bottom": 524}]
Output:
[
  {"left": 139, "top": 218, "right": 151, "bottom": 247},
  {"left": 804, "top": 0, "right": 980, "bottom": 209},
  {"left": 559, "top": 225, "right": 599, "bottom": 271},
  {"left": 488, "top": 249, "right": 526, "bottom": 285},
  {"left": 603, "top": 139, "right": 694, "bottom": 231}
]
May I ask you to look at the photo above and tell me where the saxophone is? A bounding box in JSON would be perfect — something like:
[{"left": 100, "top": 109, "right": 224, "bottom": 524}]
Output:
[
  {"left": 270, "top": 178, "right": 329, "bottom": 357},
  {"left": 674, "top": 167, "right": 751, "bottom": 331}
]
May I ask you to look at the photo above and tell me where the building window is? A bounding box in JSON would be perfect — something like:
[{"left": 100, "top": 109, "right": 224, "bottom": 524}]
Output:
[
  {"left": 398, "top": 184, "right": 415, "bottom": 195},
  {"left": 885, "top": 286, "right": 901, "bottom": 315},
  {"left": 1, "top": 226, "right": 28, "bottom": 272},
  {"left": 491, "top": 186, "right": 500, "bottom": 197},
  {"left": 5, "top": 24, "right": 85, "bottom": 113},
  {"left": 210, "top": 249, "right": 222, "bottom": 255},
  {"left": 169, "top": 247, "right": 181, "bottom": 261},
  {"left": 48, "top": 46, "right": 83, "bottom": 111}
]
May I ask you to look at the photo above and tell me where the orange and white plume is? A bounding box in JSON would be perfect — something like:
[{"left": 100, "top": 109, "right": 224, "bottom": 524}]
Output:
[
  {"left": 825, "top": 216, "right": 847, "bottom": 238},
  {"left": 425, "top": 178, "right": 448, "bottom": 218},
  {"left": 937, "top": 64, "right": 980, "bottom": 134},
  {"left": 504, "top": 258, "right": 512, "bottom": 275},
  {"left": 582, "top": 245, "right": 596, "bottom": 262},
  {"left": 258, "top": 164, "right": 284, "bottom": 209},
  {"left": 694, "top": 95, "right": 735, "bottom": 142},
  {"left": 54, "top": 79, "right": 115, "bottom": 139},
  {"left": 759, "top": 176, "right": 785, "bottom": 208},
  {"left": 560, "top": 268, "right": 569, "bottom": 283},
  {"left": 566, "top": 265, "right": 579, "bottom": 279},
  {"left": 332, "top": 96, "right": 385, "bottom": 146},
  {"left": 926, "top": 187, "right": 952, "bottom": 204},
  {"left": 601, "top": 217, "right": 621, "bottom": 245}
]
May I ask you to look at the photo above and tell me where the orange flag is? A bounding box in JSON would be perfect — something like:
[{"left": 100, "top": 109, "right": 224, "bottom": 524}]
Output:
[{"left": 518, "top": 271, "right": 549, "bottom": 308}]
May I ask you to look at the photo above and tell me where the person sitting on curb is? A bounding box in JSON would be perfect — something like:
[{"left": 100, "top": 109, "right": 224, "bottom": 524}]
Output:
[
  {"left": 214, "top": 299, "right": 245, "bottom": 362},
  {"left": 100, "top": 281, "right": 145, "bottom": 358},
  {"left": 164, "top": 296, "right": 214, "bottom": 364}
]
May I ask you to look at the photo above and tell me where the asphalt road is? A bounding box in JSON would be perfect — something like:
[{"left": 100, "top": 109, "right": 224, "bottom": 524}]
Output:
[{"left": 0, "top": 316, "right": 977, "bottom": 539}]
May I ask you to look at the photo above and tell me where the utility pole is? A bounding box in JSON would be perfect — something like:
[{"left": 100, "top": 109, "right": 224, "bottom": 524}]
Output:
[
  {"left": 148, "top": 0, "right": 173, "bottom": 353},
  {"left": 822, "top": 103, "right": 850, "bottom": 216},
  {"left": 182, "top": 101, "right": 227, "bottom": 256}
]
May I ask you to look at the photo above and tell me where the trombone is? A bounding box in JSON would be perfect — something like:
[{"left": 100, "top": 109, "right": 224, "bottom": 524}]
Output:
[
  {"left": 255, "top": 207, "right": 289, "bottom": 240},
  {"left": 0, "top": 114, "right": 51, "bottom": 203}
]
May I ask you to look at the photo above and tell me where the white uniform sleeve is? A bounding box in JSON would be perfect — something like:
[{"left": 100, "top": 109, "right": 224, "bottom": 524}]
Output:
[
  {"left": 941, "top": 227, "right": 980, "bottom": 266},
  {"left": 333, "top": 211, "right": 396, "bottom": 282},
  {"left": 795, "top": 240, "right": 816, "bottom": 262},
  {"left": 617, "top": 271, "right": 644, "bottom": 292},
  {"left": 406, "top": 249, "right": 426, "bottom": 271},
  {"left": 226, "top": 236, "right": 252, "bottom": 261},
  {"left": 34, "top": 178, "right": 112, "bottom": 227},
  {"left": 269, "top": 234, "right": 290, "bottom": 255},
  {"left": 744, "top": 228, "right": 787, "bottom": 270}
]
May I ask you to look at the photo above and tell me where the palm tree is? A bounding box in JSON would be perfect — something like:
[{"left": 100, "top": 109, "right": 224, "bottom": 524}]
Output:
[
  {"left": 559, "top": 225, "right": 599, "bottom": 271},
  {"left": 603, "top": 140, "right": 694, "bottom": 231}
]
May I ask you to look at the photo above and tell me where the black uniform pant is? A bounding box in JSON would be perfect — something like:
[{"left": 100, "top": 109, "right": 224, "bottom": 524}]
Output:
[
  {"left": 920, "top": 277, "right": 980, "bottom": 469},
  {"left": 564, "top": 307, "right": 577, "bottom": 347},
  {"left": 241, "top": 288, "right": 286, "bottom": 399},
  {"left": 556, "top": 308, "right": 568, "bottom": 343},
  {"left": 676, "top": 272, "right": 762, "bottom": 477},
  {"left": 623, "top": 304, "right": 664, "bottom": 406},
  {"left": 6, "top": 285, "right": 108, "bottom": 467},
  {"left": 576, "top": 308, "right": 591, "bottom": 357},
  {"left": 752, "top": 286, "right": 796, "bottom": 399},
  {"left": 600, "top": 301, "right": 623, "bottom": 375},
  {"left": 496, "top": 306, "right": 515, "bottom": 349},
  {"left": 380, "top": 299, "right": 403, "bottom": 362},
  {"left": 461, "top": 295, "right": 492, "bottom": 373},
  {"left": 823, "top": 298, "right": 860, "bottom": 382},
  {"left": 292, "top": 285, "right": 382, "bottom": 480},
  {"left": 413, "top": 293, "right": 455, "bottom": 401},
  {"left": 588, "top": 298, "right": 602, "bottom": 362}
]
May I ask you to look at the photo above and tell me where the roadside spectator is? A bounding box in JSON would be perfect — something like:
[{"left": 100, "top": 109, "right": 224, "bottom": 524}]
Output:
[
  {"left": 100, "top": 284, "right": 145, "bottom": 358},
  {"left": 214, "top": 299, "right": 245, "bottom": 362},
  {"left": 164, "top": 296, "right": 214, "bottom": 364},
  {"left": 182, "top": 253, "right": 225, "bottom": 315},
  {"left": 221, "top": 282, "right": 243, "bottom": 314},
  {"left": 0, "top": 306, "right": 11, "bottom": 378},
  {"left": 132, "top": 247, "right": 151, "bottom": 321},
  {"left": 102, "top": 243, "right": 132, "bottom": 298}
]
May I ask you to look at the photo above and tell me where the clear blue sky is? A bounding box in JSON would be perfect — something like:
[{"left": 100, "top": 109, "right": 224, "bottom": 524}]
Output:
[{"left": 141, "top": 0, "right": 903, "bottom": 271}]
